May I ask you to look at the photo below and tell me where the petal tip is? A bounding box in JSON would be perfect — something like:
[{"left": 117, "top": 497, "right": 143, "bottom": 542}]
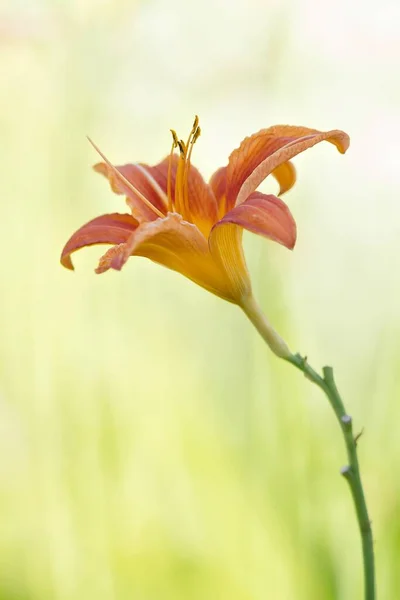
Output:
[
  {"left": 288, "top": 229, "right": 297, "bottom": 250},
  {"left": 93, "top": 162, "right": 107, "bottom": 175},
  {"left": 60, "top": 253, "right": 75, "bottom": 271},
  {"left": 331, "top": 130, "right": 350, "bottom": 154},
  {"left": 279, "top": 219, "right": 297, "bottom": 251},
  {"left": 110, "top": 255, "right": 125, "bottom": 271},
  {"left": 94, "top": 243, "right": 129, "bottom": 274}
]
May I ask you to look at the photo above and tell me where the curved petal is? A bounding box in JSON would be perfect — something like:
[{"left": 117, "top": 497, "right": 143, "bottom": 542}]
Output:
[
  {"left": 98, "top": 213, "right": 237, "bottom": 302},
  {"left": 208, "top": 192, "right": 297, "bottom": 303},
  {"left": 147, "top": 156, "right": 177, "bottom": 207},
  {"left": 215, "top": 191, "right": 297, "bottom": 249},
  {"left": 226, "top": 125, "right": 350, "bottom": 206},
  {"left": 208, "top": 223, "right": 251, "bottom": 303},
  {"left": 209, "top": 166, "right": 228, "bottom": 218},
  {"left": 183, "top": 164, "right": 219, "bottom": 236},
  {"left": 210, "top": 161, "right": 296, "bottom": 216},
  {"left": 60, "top": 213, "right": 138, "bottom": 270},
  {"left": 94, "top": 160, "right": 168, "bottom": 222},
  {"left": 271, "top": 161, "right": 296, "bottom": 196},
  {"left": 95, "top": 244, "right": 127, "bottom": 274},
  {"left": 95, "top": 154, "right": 218, "bottom": 236}
]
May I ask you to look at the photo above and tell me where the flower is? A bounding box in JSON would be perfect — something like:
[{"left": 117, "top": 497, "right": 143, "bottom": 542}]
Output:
[{"left": 61, "top": 118, "right": 349, "bottom": 356}]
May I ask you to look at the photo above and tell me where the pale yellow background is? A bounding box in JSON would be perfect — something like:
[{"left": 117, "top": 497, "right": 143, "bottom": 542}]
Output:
[{"left": 1, "top": 0, "right": 399, "bottom": 598}]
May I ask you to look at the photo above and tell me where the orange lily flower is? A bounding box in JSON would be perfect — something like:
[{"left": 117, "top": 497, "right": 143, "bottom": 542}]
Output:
[{"left": 61, "top": 118, "right": 349, "bottom": 356}]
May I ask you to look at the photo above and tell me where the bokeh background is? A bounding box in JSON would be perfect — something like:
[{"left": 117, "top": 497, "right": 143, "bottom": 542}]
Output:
[{"left": 1, "top": 0, "right": 399, "bottom": 598}]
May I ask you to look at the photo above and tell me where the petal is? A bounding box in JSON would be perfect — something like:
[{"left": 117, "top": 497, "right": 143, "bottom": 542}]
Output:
[
  {"left": 271, "top": 161, "right": 296, "bottom": 196},
  {"left": 146, "top": 156, "right": 177, "bottom": 207},
  {"left": 95, "top": 244, "right": 127, "bottom": 274},
  {"left": 208, "top": 223, "right": 251, "bottom": 303},
  {"left": 214, "top": 191, "right": 297, "bottom": 250},
  {"left": 94, "top": 160, "right": 168, "bottom": 222},
  {"left": 60, "top": 213, "right": 138, "bottom": 270},
  {"left": 185, "top": 164, "right": 218, "bottom": 236},
  {"left": 208, "top": 191, "right": 297, "bottom": 303},
  {"left": 226, "top": 125, "right": 350, "bottom": 206},
  {"left": 142, "top": 156, "right": 218, "bottom": 232},
  {"left": 209, "top": 166, "right": 228, "bottom": 218},
  {"left": 210, "top": 161, "right": 295, "bottom": 216},
  {"left": 103, "top": 213, "right": 237, "bottom": 302}
]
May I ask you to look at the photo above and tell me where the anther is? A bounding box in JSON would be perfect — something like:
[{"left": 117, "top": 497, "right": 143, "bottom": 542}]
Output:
[
  {"left": 170, "top": 129, "right": 179, "bottom": 147},
  {"left": 177, "top": 139, "right": 186, "bottom": 156},
  {"left": 193, "top": 126, "right": 201, "bottom": 143}
]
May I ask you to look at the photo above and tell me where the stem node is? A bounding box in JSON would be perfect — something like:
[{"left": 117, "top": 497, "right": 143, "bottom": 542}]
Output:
[
  {"left": 340, "top": 465, "right": 352, "bottom": 479},
  {"left": 341, "top": 414, "right": 353, "bottom": 431}
]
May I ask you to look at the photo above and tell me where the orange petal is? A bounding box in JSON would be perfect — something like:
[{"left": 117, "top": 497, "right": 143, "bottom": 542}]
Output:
[
  {"left": 209, "top": 166, "right": 228, "bottom": 218},
  {"left": 185, "top": 164, "right": 218, "bottom": 236},
  {"left": 93, "top": 160, "right": 169, "bottom": 222},
  {"left": 101, "top": 213, "right": 236, "bottom": 301},
  {"left": 226, "top": 125, "right": 350, "bottom": 206},
  {"left": 60, "top": 213, "right": 138, "bottom": 270},
  {"left": 211, "top": 161, "right": 295, "bottom": 214},
  {"left": 271, "top": 161, "right": 296, "bottom": 196},
  {"left": 95, "top": 244, "right": 127, "bottom": 274},
  {"left": 208, "top": 223, "right": 251, "bottom": 303},
  {"left": 147, "top": 156, "right": 177, "bottom": 205},
  {"left": 214, "top": 191, "right": 296, "bottom": 250},
  {"left": 208, "top": 191, "right": 297, "bottom": 303}
]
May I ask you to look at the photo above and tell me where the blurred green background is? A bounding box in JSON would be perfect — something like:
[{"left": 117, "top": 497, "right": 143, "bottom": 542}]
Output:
[{"left": 1, "top": 0, "right": 399, "bottom": 598}]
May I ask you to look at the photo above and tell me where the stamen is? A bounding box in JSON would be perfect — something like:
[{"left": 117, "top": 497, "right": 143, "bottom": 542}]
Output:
[
  {"left": 168, "top": 117, "right": 201, "bottom": 219},
  {"left": 193, "top": 125, "right": 201, "bottom": 144},
  {"left": 167, "top": 134, "right": 178, "bottom": 212},
  {"left": 175, "top": 142, "right": 186, "bottom": 214},
  {"left": 184, "top": 115, "right": 199, "bottom": 151},
  {"left": 88, "top": 137, "right": 165, "bottom": 219},
  {"left": 182, "top": 120, "right": 201, "bottom": 212},
  {"left": 177, "top": 139, "right": 186, "bottom": 155},
  {"left": 170, "top": 129, "right": 179, "bottom": 146}
]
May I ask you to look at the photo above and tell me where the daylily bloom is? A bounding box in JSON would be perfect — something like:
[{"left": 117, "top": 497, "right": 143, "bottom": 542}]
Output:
[{"left": 61, "top": 118, "right": 349, "bottom": 357}]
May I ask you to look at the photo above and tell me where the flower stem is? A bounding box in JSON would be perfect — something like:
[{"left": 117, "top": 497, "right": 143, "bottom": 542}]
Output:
[
  {"left": 240, "top": 295, "right": 292, "bottom": 358},
  {"left": 286, "top": 354, "right": 375, "bottom": 600},
  {"left": 241, "top": 297, "right": 375, "bottom": 599}
]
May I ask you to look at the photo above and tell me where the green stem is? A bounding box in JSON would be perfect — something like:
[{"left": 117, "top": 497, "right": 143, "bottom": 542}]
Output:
[
  {"left": 241, "top": 297, "right": 376, "bottom": 600},
  {"left": 286, "top": 354, "right": 375, "bottom": 600}
]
